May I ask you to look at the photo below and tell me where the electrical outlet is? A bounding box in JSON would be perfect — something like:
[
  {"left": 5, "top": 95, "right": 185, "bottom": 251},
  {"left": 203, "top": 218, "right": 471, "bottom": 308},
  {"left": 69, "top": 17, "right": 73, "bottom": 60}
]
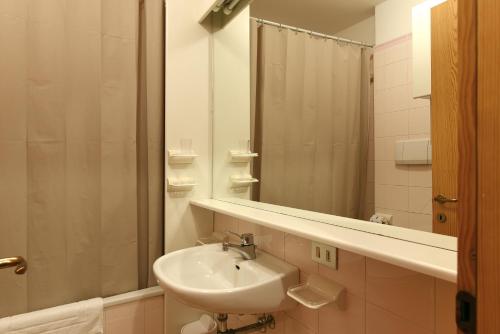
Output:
[
  {"left": 311, "top": 242, "right": 322, "bottom": 262},
  {"left": 311, "top": 242, "right": 338, "bottom": 270}
]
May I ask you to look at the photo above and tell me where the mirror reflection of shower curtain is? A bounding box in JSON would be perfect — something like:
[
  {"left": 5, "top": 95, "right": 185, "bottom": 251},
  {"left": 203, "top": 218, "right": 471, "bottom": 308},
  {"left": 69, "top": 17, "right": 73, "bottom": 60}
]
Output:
[
  {"left": 250, "top": 21, "right": 374, "bottom": 219},
  {"left": 0, "top": 0, "right": 164, "bottom": 317}
]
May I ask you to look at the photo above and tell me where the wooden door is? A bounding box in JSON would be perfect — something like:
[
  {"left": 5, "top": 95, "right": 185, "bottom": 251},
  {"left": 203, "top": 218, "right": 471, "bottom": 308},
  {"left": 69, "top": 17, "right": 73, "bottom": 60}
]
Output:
[{"left": 431, "top": 0, "right": 459, "bottom": 236}]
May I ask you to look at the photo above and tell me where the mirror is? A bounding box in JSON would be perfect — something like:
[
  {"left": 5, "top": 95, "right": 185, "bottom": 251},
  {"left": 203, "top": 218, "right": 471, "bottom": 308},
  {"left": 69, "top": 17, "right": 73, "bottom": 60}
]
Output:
[{"left": 211, "top": 0, "right": 458, "bottom": 250}]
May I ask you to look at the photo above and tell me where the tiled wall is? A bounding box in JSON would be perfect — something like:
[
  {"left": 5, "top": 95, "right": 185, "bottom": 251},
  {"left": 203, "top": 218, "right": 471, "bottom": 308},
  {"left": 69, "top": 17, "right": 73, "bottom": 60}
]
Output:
[
  {"left": 104, "top": 296, "right": 164, "bottom": 334},
  {"left": 373, "top": 35, "right": 433, "bottom": 232},
  {"left": 214, "top": 213, "right": 456, "bottom": 334}
]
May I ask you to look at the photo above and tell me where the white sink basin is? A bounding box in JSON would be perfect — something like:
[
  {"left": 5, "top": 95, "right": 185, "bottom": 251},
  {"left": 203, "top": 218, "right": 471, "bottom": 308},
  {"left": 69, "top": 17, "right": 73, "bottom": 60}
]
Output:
[{"left": 153, "top": 243, "right": 299, "bottom": 314}]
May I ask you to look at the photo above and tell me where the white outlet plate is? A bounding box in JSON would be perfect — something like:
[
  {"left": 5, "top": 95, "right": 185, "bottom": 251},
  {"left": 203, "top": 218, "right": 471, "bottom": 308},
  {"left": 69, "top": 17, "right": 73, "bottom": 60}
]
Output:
[{"left": 311, "top": 242, "right": 338, "bottom": 270}]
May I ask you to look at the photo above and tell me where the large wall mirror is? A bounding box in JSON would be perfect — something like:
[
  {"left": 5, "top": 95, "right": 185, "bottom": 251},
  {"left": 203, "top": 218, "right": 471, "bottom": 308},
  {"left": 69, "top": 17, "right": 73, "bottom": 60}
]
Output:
[{"left": 211, "top": 0, "right": 458, "bottom": 250}]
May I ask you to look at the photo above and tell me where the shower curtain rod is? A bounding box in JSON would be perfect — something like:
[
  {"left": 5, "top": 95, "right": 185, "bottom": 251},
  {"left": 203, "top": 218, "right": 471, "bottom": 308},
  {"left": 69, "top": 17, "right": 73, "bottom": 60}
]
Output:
[{"left": 251, "top": 17, "right": 374, "bottom": 48}]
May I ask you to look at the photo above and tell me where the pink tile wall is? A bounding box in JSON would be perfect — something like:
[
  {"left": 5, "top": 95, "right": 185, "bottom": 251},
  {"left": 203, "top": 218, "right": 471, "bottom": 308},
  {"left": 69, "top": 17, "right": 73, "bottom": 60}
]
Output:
[
  {"left": 104, "top": 295, "right": 164, "bottom": 334},
  {"left": 374, "top": 35, "right": 433, "bottom": 232},
  {"left": 214, "top": 213, "right": 456, "bottom": 334}
]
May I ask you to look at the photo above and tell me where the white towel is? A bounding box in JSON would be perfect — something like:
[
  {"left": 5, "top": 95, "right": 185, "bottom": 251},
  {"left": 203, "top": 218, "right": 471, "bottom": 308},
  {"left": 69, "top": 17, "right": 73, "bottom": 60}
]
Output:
[{"left": 0, "top": 298, "right": 103, "bottom": 334}]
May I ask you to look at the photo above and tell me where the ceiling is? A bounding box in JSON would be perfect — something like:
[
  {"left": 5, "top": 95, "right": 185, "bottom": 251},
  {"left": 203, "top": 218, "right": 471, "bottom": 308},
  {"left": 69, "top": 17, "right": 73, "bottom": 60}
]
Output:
[{"left": 250, "top": 0, "right": 385, "bottom": 35}]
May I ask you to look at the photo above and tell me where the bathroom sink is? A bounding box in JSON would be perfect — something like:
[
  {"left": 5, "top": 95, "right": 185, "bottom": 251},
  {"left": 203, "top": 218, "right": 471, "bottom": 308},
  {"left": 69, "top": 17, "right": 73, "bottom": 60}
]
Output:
[{"left": 153, "top": 243, "right": 299, "bottom": 314}]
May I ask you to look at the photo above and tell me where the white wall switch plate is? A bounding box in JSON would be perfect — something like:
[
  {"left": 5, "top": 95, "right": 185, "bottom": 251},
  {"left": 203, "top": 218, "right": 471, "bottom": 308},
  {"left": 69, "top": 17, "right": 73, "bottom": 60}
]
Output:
[
  {"left": 395, "top": 138, "right": 432, "bottom": 165},
  {"left": 311, "top": 242, "right": 338, "bottom": 270}
]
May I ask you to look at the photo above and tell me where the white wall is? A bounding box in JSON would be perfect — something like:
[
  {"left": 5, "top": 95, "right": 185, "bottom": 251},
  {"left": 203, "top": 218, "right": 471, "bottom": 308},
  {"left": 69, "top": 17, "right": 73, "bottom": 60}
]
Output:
[
  {"left": 336, "top": 16, "right": 376, "bottom": 45},
  {"left": 164, "top": 0, "right": 213, "bottom": 253},
  {"left": 164, "top": 0, "right": 214, "bottom": 333},
  {"left": 212, "top": 7, "right": 252, "bottom": 199},
  {"left": 375, "top": 0, "right": 426, "bottom": 45}
]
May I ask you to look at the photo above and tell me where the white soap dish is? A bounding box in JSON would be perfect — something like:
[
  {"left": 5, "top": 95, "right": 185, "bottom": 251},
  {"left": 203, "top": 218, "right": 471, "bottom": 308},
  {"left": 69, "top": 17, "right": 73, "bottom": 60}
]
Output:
[
  {"left": 167, "top": 177, "right": 197, "bottom": 192},
  {"left": 287, "top": 274, "right": 345, "bottom": 310},
  {"left": 230, "top": 175, "right": 259, "bottom": 188},
  {"left": 168, "top": 150, "right": 199, "bottom": 165},
  {"left": 229, "top": 150, "right": 259, "bottom": 163}
]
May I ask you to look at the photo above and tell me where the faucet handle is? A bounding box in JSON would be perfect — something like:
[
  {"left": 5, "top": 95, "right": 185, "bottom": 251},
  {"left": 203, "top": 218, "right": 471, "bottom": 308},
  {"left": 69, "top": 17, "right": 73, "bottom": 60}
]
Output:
[
  {"left": 224, "top": 230, "right": 241, "bottom": 240},
  {"left": 224, "top": 230, "right": 254, "bottom": 246},
  {"left": 240, "top": 233, "right": 254, "bottom": 246}
]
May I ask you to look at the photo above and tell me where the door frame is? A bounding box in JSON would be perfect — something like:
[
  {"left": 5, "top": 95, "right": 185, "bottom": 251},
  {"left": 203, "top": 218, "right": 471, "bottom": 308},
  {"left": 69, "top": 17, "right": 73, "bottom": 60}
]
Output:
[{"left": 458, "top": 0, "right": 500, "bottom": 333}]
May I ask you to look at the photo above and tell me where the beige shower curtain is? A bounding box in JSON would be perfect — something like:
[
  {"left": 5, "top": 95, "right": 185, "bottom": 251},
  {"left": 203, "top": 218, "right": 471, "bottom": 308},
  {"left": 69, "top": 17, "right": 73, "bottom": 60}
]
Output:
[
  {"left": 251, "top": 22, "right": 373, "bottom": 219},
  {"left": 0, "top": 0, "right": 164, "bottom": 317}
]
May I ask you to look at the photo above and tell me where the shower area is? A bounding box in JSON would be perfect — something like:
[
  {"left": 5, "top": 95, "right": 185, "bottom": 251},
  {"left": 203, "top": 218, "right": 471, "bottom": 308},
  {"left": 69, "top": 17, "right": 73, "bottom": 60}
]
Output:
[
  {"left": 249, "top": 18, "right": 375, "bottom": 220},
  {"left": 0, "top": 0, "right": 165, "bottom": 317}
]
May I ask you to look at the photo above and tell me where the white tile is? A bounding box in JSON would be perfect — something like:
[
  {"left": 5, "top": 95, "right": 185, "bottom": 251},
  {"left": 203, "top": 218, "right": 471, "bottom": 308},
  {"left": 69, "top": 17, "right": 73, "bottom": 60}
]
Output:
[
  {"left": 409, "top": 107, "right": 431, "bottom": 135},
  {"left": 374, "top": 67, "right": 386, "bottom": 91},
  {"left": 374, "top": 90, "right": 388, "bottom": 114},
  {"left": 409, "top": 187, "right": 432, "bottom": 214},
  {"left": 385, "top": 60, "right": 409, "bottom": 88},
  {"left": 407, "top": 59, "right": 413, "bottom": 83},
  {"left": 386, "top": 85, "right": 410, "bottom": 112},
  {"left": 375, "top": 185, "right": 409, "bottom": 211},
  {"left": 409, "top": 165, "right": 432, "bottom": 187},
  {"left": 374, "top": 50, "right": 386, "bottom": 68},
  {"left": 375, "top": 136, "right": 408, "bottom": 161},
  {"left": 408, "top": 86, "right": 431, "bottom": 108},
  {"left": 408, "top": 213, "right": 433, "bottom": 232},
  {"left": 375, "top": 161, "right": 409, "bottom": 186},
  {"left": 385, "top": 40, "right": 411, "bottom": 64},
  {"left": 374, "top": 110, "right": 409, "bottom": 138}
]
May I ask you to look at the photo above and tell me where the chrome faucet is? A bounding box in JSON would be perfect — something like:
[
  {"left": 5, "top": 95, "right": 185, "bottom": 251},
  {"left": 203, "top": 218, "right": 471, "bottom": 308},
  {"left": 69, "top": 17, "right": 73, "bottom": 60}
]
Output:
[{"left": 222, "top": 231, "right": 256, "bottom": 260}]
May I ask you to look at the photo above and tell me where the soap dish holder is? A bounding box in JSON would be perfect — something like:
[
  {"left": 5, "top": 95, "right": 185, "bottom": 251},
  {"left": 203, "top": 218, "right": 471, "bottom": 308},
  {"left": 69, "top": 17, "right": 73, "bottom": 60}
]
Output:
[
  {"left": 168, "top": 150, "right": 199, "bottom": 165},
  {"left": 229, "top": 150, "right": 259, "bottom": 163},
  {"left": 287, "top": 274, "right": 345, "bottom": 310},
  {"left": 167, "top": 177, "right": 197, "bottom": 192},
  {"left": 230, "top": 175, "right": 259, "bottom": 188}
]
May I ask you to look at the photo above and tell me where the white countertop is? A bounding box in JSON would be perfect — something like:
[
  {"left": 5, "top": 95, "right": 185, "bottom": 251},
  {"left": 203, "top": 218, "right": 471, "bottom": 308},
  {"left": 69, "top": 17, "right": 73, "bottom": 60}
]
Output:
[{"left": 191, "top": 198, "right": 457, "bottom": 283}]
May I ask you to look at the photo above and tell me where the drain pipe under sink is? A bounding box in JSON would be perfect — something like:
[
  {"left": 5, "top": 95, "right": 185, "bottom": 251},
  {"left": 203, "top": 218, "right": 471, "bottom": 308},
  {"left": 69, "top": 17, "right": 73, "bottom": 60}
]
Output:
[{"left": 216, "top": 313, "right": 275, "bottom": 334}]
